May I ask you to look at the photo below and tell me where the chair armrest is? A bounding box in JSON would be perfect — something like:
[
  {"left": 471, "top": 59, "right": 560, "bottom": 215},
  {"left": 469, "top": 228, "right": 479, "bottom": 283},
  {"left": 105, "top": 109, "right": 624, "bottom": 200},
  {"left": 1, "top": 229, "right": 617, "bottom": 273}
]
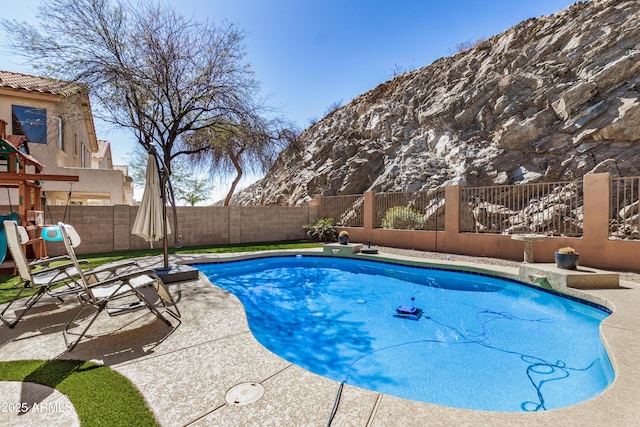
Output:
[
  {"left": 90, "top": 260, "right": 140, "bottom": 276},
  {"left": 32, "top": 260, "right": 79, "bottom": 276},
  {"left": 85, "top": 268, "right": 159, "bottom": 289},
  {"left": 29, "top": 255, "right": 70, "bottom": 268}
]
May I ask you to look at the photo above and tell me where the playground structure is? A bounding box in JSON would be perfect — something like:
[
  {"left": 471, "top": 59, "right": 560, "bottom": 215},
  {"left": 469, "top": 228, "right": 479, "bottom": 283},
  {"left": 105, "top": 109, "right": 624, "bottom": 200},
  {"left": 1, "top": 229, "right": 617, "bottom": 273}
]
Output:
[{"left": 0, "top": 119, "right": 78, "bottom": 262}]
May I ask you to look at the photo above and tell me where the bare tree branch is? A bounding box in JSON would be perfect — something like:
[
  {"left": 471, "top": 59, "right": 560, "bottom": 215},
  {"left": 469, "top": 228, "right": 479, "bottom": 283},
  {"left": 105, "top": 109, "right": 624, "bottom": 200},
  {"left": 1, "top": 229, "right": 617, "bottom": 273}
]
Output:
[
  {"left": 2, "top": 0, "right": 255, "bottom": 173},
  {"left": 2, "top": 0, "right": 299, "bottom": 204}
]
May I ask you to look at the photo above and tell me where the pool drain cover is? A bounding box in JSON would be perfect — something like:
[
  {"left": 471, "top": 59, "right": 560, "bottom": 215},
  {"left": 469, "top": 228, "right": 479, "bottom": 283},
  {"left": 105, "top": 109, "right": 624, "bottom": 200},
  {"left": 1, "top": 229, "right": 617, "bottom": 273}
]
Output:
[{"left": 225, "top": 382, "right": 265, "bottom": 406}]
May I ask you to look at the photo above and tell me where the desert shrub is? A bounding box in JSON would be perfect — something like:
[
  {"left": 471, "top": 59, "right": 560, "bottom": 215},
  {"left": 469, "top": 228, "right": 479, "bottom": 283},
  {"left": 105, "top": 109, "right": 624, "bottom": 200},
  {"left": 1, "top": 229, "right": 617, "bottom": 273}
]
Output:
[
  {"left": 452, "top": 37, "right": 489, "bottom": 53},
  {"left": 305, "top": 218, "right": 338, "bottom": 242},
  {"left": 381, "top": 206, "right": 424, "bottom": 230},
  {"left": 323, "top": 99, "right": 343, "bottom": 117}
]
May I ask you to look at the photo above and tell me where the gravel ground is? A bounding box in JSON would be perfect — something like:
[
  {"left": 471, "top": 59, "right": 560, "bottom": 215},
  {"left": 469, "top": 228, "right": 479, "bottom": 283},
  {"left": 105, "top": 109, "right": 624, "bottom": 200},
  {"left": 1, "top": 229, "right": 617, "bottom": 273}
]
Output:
[{"left": 377, "top": 246, "right": 640, "bottom": 284}]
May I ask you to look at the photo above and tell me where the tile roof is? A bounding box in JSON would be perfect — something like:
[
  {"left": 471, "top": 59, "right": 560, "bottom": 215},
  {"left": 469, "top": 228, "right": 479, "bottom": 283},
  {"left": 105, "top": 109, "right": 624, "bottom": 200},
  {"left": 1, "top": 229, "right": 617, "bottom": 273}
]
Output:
[
  {"left": 0, "top": 135, "right": 45, "bottom": 170},
  {"left": 0, "top": 70, "right": 84, "bottom": 97}
]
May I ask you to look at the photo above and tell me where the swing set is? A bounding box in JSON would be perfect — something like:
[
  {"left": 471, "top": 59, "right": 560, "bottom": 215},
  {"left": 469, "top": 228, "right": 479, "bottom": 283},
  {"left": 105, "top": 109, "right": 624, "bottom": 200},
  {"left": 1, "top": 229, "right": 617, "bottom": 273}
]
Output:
[{"left": 0, "top": 124, "right": 78, "bottom": 265}]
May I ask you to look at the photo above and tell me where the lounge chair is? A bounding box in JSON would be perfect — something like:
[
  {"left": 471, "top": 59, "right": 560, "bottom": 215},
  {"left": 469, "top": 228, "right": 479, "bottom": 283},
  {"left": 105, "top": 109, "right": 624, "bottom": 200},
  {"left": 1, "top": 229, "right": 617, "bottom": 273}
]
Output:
[
  {"left": 58, "top": 222, "right": 180, "bottom": 351},
  {"left": 1, "top": 220, "right": 85, "bottom": 328}
]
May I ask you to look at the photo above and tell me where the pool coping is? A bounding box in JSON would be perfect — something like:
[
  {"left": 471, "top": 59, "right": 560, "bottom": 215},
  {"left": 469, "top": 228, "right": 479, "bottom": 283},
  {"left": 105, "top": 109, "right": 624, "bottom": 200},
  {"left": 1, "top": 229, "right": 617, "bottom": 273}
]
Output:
[
  {"left": 184, "top": 249, "right": 616, "bottom": 312},
  {"left": 181, "top": 248, "right": 640, "bottom": 425},
  {"left": 1, "top": 248, "right": 638, "bottom": 426}
]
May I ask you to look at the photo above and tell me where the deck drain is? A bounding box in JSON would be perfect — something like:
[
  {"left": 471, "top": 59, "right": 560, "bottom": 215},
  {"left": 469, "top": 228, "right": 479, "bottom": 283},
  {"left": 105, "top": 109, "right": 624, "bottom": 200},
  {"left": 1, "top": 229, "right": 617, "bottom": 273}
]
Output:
[{"left": 225, "top": 382, "right": 265, "bottom": 406}]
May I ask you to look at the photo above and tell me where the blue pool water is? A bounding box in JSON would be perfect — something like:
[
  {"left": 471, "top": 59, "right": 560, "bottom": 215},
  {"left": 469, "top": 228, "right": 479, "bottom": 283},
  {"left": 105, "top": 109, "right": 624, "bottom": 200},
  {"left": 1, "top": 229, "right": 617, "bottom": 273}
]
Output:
[{"left": 195, "top": 255, "right": 614, "bottom": 412}]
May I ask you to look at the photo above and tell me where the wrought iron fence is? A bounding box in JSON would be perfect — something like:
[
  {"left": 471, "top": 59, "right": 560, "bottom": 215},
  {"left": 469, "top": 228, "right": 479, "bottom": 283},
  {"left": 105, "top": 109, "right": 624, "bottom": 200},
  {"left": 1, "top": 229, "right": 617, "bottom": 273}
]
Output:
[
  {"left": 610, "top": 176, "right": 640, "bottom": 240},
  {"left": 460, "top": 180, "right": 584, "bottom": 236},
  {"left": 375, "top": 189, "right": 445, "bottom": 230},
  {"left": 320, "top": 194, "right": 364, "bottom": 227}
]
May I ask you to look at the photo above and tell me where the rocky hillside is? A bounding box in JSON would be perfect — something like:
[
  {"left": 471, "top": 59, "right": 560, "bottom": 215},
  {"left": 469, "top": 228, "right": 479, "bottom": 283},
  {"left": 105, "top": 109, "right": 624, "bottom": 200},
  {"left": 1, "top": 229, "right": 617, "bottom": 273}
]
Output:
[{"left": 234, "top": 0, "right": 640, "bottom": 206}]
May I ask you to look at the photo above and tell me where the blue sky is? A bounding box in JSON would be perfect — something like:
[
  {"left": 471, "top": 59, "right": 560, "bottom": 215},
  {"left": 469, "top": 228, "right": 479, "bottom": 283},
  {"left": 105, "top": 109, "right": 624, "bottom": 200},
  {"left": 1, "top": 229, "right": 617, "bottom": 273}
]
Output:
[{"left": 0, "top": 0, "right": 575, "bottom": 198}]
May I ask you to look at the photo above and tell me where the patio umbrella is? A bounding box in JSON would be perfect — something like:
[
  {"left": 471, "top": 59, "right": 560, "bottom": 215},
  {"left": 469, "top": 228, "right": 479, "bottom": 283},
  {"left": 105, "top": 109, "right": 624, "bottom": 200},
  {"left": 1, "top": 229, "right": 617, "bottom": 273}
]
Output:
[{"left": 132, "top": 152, "right": 170, "bottom": 248}]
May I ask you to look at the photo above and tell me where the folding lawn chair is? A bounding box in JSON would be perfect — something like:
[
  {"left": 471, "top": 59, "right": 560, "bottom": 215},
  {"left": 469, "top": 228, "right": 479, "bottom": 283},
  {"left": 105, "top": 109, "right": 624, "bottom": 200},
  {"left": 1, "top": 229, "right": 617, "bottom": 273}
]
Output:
[
  {"left": 58, "top": 222, "right": 180, "bottom": 351},
  {"left": 1, "top": 220, "right": 85, "bottom": 328}
]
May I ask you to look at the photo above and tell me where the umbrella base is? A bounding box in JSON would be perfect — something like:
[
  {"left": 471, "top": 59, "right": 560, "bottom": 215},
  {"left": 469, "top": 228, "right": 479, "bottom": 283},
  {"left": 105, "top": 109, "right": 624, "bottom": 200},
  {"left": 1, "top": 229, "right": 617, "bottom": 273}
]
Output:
[{"left": 154, "top": 265, "right": 199, "bottom": 283}]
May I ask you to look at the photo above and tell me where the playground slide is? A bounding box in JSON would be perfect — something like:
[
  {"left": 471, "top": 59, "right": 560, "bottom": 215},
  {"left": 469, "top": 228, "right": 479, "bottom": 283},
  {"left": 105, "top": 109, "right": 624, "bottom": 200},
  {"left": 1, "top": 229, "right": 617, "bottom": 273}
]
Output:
[{"left": 0, "top": 212, "right": 20, "bottom": 264}]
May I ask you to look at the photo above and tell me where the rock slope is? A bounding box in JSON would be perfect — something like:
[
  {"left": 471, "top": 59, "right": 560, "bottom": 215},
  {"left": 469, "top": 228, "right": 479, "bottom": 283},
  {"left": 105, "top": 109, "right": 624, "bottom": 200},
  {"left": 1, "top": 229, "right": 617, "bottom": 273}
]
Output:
[{"left": 234, "top": 0, "right": 640, "bottom": 206}]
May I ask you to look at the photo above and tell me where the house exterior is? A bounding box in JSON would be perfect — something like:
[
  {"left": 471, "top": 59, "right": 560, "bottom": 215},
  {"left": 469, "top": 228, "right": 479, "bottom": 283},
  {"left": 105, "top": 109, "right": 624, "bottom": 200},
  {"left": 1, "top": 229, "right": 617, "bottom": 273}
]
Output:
[{"left": 0, "top": 70, "right": 134, "bottom": 207}]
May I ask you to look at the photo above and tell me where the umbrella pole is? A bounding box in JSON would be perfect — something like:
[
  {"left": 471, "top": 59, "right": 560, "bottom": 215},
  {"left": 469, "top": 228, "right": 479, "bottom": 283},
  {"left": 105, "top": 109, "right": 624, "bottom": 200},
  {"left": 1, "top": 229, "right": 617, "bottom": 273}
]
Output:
[
  {"left": 152, "top": 154, "right": 198, "bottom": 284},
  {"left": 162, "top": 202, "right": 169, "bottom": 268},
  {"left": 161, "top": 170, "right": 169, "bottom": 269}
]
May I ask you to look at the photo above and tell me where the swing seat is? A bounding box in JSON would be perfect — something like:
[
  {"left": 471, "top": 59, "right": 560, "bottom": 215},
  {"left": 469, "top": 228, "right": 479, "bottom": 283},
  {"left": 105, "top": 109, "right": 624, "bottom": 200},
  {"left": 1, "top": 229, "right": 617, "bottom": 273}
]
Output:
[{"left": 42, "top": 225, "right": 63, "bottom": 242}]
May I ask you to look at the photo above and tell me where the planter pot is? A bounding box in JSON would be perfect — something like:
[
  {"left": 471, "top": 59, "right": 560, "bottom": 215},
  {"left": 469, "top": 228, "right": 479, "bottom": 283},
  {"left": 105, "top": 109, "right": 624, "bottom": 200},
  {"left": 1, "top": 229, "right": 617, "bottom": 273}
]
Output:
[
  {"left": 555, "top": 252, "right": 579, "bottom": 270},
  {"left": 338, "top": 235, "right": 349, "bottom": 245}
]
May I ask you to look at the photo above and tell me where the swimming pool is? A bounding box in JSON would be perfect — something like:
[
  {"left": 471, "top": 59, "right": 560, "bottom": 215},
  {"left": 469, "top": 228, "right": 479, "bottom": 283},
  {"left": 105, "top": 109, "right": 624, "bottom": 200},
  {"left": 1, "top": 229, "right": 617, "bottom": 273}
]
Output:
[{"left": 196, "top": 255, "right": 614, "bottom": 412}]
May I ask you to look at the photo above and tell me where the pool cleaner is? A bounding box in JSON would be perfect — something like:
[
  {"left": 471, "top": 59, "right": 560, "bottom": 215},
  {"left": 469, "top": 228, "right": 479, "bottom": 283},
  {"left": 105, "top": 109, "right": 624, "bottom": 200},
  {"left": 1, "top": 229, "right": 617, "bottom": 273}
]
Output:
[{"left": 393, "top": 296, "right": 423, "bottom": 320}]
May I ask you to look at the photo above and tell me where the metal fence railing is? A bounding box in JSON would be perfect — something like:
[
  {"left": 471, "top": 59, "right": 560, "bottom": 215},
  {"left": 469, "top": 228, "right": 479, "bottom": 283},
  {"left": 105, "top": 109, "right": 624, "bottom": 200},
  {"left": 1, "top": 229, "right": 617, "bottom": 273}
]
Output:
[
  {"left": 460, "top": 180, "right": 584, "bottom": 236},
  {"left": 320, "top": 194, "right": 364, "bottom": 227},
  {"left": 610, "top": 176, "right": 640, "bottom": 240},
  {"left": 374, "top": 189, "right": 445, "bottom": 230}
]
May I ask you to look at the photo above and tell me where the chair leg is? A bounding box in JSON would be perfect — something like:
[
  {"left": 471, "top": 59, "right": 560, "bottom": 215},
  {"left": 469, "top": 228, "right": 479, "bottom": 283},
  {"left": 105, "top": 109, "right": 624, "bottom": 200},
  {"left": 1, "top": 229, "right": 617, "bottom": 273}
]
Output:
[
  {"left": 153, "top": 281, "right": 181, "bottom": 320},
  {"left": 24, "top": 286, "right": 47, "bottom": 310},
  {"left": 63, "top": 301, "right": 106, "bottom": 351},
  {"left": 129, "top": 287, "right": 173, "bottom": 327},
  {"left": 0, "top": 287, "right": 47, "bottom": 329},
  {"left": 63, "top": 284, "right": 178, "bottom": 350},
  {"left": 139, "top": 296, "right": 173, "bottom": 327}
]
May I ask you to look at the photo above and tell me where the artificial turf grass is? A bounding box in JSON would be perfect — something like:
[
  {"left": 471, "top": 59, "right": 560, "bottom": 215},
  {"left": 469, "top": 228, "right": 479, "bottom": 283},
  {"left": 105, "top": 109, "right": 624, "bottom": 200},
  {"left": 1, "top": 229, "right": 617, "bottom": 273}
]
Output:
[
  {"left": 0, "top": 240, "right": 322, "bottom": 304},
  {"left": 92, "top": 240, "right": 322, "bottom": 258},
  {"left": 0, "top": 359, "right": 158, "bottom": 426}
]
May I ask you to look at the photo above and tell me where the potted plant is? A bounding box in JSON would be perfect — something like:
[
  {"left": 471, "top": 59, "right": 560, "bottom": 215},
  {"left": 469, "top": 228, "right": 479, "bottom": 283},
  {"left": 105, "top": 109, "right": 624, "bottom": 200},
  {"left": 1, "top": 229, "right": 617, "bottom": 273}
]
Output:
[
  {"left": 338, "top": 230, "right": 349, "bottom": 245},
  {"left": 555, "top": 246, "right": 579, "bottom": 270}
]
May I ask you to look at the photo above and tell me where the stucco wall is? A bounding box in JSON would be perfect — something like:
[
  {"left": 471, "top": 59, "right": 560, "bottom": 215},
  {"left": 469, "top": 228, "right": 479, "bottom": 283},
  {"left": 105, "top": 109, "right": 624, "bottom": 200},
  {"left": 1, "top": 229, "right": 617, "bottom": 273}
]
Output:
[
  {"left": 43, "top": 167, "right": 128, "bottom": 204},
  {"left": 0, "top": 86, "right": 129, "bottom": 206}
]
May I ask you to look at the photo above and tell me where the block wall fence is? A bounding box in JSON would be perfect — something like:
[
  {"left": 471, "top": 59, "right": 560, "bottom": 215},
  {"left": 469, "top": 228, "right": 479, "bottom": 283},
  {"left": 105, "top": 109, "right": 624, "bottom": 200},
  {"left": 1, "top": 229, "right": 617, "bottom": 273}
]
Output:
[
  {"left": 2, "top": 173, "right": 638, "bottom": 272},
  {"left": 315, "top": 173, "right": 639, "bottom": 272},
  {"left": 7, "top": 205, "right": 318, "bottom": 257}
]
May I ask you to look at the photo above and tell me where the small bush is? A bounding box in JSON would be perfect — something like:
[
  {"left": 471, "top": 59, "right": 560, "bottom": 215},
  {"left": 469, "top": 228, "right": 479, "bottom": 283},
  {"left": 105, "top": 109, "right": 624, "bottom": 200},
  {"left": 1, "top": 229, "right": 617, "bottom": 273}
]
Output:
[
  {"left": 557, "top": 246, "right": 576, "bottom": 254},
  {"left": 305, "top": 218, "right": 338, "bottom": 242},
  {"left": 452, "top": 37, "right": 488, "bottom": 54},
  {"left": 381, "top": 206, "right": 424, "bottom": 230}
]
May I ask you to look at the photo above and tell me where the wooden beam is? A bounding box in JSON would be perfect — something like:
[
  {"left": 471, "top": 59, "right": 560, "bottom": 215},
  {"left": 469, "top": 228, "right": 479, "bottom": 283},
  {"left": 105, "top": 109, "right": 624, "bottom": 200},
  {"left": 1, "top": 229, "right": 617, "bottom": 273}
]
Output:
[{"left": 0, "top": 173, "right": 80, "bottom": 182}]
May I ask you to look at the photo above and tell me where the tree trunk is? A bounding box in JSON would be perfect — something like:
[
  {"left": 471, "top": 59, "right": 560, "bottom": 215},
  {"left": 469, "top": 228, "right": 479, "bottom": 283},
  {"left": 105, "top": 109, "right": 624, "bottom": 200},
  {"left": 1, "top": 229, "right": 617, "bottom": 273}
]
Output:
[{"left": 224, "top": 155, "right": 243, "bottom": 206}]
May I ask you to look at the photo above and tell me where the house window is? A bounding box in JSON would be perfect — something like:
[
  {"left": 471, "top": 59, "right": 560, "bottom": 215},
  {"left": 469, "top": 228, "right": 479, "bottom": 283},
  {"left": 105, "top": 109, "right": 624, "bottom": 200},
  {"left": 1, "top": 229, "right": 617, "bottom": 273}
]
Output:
[
  {"left": 81, "top": 143, "right": 86, "bottom": 167},
  {"left": 58, "top": 117, "right": 65, "bottom": 151},
  {"left": 12, "top": 105, "right": 47, "bottom": 144}
]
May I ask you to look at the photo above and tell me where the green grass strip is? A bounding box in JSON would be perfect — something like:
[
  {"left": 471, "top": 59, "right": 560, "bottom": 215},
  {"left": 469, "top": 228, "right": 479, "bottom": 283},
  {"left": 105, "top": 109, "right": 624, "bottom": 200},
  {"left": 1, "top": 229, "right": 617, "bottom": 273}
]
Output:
[
  {"left": 0, "top": 359, "right": 158, "bottom": 426},
  {"left": 1, "top": 241, "right": 322, "bottom": 304}
]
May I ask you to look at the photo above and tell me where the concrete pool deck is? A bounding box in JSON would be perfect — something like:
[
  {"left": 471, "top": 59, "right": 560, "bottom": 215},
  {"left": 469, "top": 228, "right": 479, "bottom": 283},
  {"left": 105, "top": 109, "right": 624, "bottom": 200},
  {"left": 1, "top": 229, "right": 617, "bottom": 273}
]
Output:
[{"left": 1, "top": 248, "right": 639, "bottom": 426}]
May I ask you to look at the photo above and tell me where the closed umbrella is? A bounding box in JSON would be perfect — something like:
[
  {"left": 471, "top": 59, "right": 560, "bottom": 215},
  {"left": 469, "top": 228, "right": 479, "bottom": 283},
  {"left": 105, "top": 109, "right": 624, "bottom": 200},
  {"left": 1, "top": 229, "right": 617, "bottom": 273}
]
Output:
[{"left": 132, "top": 153, "right": 170, "bottom": 248}]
